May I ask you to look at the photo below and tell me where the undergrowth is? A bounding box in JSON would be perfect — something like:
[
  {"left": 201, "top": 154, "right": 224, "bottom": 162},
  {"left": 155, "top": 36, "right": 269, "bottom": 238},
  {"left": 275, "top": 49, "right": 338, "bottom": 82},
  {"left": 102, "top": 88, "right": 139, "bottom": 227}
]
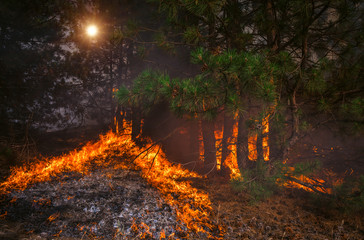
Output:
[
  {"left": 311, "top": 175, "right": 364, "bottom": 214},
  {"left": 232, "top": 159, "right": 364, "bottom": 214},
  {"left": 231, "top": 160, "right": 320, "bottom": 203}
]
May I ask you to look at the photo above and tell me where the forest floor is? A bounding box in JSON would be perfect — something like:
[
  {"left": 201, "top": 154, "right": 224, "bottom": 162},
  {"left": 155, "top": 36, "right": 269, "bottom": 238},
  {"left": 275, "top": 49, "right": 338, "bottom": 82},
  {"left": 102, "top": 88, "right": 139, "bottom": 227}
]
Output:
[{"left": 0, "top": 125, "right": 363, "bottom": 239}]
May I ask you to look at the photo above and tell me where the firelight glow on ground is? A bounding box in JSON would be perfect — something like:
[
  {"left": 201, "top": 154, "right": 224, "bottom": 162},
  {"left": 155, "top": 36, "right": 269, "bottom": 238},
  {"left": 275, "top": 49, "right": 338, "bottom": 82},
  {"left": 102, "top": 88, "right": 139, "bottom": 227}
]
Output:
[
  {"left": 0, "top": 118, "right": 338, "bottom": 238},
  {"left": 0, "top": 120, "right": 223, "bottom": 238}
]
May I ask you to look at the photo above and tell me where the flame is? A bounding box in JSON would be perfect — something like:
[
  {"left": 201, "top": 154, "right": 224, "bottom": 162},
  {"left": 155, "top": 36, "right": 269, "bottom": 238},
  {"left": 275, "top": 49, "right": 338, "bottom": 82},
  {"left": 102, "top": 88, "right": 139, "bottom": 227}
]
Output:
[
  {"left": 223, "top": 116, "right": 241, "bottom": 179},
  {"left": 160, "top": 229, "right": 166, "bottom": 239},
  {"left": 0, "top": 118, "right": 221, "bottom": 238},
  {"left": 279, "top": 166, "right": 344, "bottom": 194},
  {"left": 248, "top": 132, "right": 258, "bottom": 161},
  {"left": 47, "top": 212, "right": 60, "bottom": 222},
  {"left": 0, "top": 107, "right": 344, "bottom": 238},
  {"left": 198, "top": 120, "right": 204, "bottom": 162},
  {"left": 214, "top": 128, "right": 223, "bottom": 170},
  {"left": 262, "top": 114, "right": 270, "bottom": 161}
]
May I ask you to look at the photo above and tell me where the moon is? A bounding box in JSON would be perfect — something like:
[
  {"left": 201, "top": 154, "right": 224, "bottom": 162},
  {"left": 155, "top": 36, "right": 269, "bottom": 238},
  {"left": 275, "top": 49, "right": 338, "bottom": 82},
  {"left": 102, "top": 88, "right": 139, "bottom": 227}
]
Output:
[{"left": 86, "top": 25, "right": 98, "bottom": 37}]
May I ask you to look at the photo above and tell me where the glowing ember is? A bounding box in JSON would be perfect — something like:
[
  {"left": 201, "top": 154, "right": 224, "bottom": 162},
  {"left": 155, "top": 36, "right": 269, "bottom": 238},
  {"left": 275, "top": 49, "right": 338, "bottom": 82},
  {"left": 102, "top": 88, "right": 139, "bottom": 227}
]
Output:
[{"left": 47, "top": 212, "right": 60, "bottom": 222}]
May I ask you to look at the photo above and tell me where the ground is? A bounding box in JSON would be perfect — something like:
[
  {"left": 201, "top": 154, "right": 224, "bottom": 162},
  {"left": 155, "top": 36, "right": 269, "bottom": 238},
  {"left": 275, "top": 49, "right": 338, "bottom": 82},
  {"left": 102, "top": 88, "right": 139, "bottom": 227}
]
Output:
[
  {"left": 204, "top": 177, "right": 363, "bottom": 239},
  {"left": 0, "top": 125, "right": 363, "bottom": 239}
]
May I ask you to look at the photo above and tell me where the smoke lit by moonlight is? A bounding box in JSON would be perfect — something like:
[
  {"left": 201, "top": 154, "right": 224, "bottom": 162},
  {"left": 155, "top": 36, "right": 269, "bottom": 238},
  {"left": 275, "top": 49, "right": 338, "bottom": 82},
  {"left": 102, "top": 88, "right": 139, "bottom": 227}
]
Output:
[{"left": 86, "top": 25, "right": 98, "bottom": 37}]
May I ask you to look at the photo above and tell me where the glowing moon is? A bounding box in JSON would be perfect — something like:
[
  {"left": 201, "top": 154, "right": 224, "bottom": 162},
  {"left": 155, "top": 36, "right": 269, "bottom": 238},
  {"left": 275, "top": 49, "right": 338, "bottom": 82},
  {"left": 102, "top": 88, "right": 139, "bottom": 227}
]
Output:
[{"left": 86, "top": 25, "right": 98, "bottom": 37}]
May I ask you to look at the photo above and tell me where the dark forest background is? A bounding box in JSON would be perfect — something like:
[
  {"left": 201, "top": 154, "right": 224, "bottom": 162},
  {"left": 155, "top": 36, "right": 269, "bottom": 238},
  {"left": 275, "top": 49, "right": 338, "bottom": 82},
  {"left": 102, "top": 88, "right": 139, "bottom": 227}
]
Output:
[{"left": 0, "top": 0, "right": 363, "bottom": 178}]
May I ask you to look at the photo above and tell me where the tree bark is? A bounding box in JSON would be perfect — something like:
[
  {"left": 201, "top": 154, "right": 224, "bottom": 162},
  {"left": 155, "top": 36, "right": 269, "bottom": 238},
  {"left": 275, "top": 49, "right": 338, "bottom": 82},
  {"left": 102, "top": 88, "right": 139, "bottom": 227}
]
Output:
[
  {"left": 201, "top": 119, "right": 216, "bottom": 172},
  {"left": 221, "top": 112, "right": 233, "bottom": 173},
  {"left": 265, "top": 0, "right": 279, "bottom": 51},
  {"left": 237, "top": 113, "right": 249, "bottom": 171},
  {"left": 283, "top": 1, "right": 310, "bottom": 160},
  {"left": 189, "top": 119, "right": 201, "bottom": 164},
  {"left": 131, "top": 108, "right": 141, "bottom": 141}
]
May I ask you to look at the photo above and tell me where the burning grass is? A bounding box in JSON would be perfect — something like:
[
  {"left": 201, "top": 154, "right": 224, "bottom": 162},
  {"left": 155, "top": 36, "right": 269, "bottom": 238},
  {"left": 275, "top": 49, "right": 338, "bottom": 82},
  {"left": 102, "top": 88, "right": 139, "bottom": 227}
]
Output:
[{"left": 0, "top": 120, "right": 222, "bottom": 238}]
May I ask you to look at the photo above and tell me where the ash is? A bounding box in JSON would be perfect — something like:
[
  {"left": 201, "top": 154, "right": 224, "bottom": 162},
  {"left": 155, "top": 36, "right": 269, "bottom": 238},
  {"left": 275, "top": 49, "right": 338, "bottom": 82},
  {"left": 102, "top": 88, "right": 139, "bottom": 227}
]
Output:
[{"left": 1, "top": 168, "right": 185, "bottom": 239}]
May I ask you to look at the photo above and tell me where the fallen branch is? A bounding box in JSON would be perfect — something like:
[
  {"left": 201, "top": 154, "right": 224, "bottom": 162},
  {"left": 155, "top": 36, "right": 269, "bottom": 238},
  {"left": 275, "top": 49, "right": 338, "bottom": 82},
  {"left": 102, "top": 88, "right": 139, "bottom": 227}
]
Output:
[
  {"left": 286, "top": 176, "right": 331, "bottom": 196},
  {"left": 130, "top": 127, "right": 182, "bottom": 165},
  {"left": 147, "top": 145, "right": 161, "bottom": 175}
]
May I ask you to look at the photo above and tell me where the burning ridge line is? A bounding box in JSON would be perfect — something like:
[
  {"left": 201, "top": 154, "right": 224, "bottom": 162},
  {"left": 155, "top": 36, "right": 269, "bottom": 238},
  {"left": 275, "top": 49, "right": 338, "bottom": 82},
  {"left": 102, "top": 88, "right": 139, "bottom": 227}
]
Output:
[
  {"left": 0, "top": 131, "right": 131, "bottom": 195},
  {"left": 0, "top": 123, "right": 223, "bottom": 238},
  {"left": 130, "top": 143, "right": 220, "bottom": 238}
]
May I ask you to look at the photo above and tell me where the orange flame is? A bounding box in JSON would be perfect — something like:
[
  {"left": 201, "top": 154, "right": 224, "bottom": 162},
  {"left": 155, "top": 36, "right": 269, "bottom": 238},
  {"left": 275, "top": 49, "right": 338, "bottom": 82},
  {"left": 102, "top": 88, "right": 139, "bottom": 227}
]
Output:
[
  {"left": 223, "top": 116, "right": 241, "bottom": 179},
  {"left": 278, "top": 165, "right": 344, "bottom": 194},
  {"left": 248, "top": 132, "right": 258, "bottom": 161},
  {"left": 0, "top": 119, "right": 221, "bottom": 238},
  {"left": 262, "top": 115, "right": 270, "bottom": 161},
  {"left": 214, "top": 128, "right": 223, "bottom": 170},
  {"left": 47, "top": 212, "right": 60, "bottom": 222},
  {"left": 198, "top": 120, "right": 204, "bottom": 162}
]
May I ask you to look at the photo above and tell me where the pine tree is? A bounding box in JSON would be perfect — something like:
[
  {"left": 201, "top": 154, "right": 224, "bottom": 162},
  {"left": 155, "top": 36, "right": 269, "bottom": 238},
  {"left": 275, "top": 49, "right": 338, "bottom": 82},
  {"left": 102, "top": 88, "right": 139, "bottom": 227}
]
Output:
[
  {"left": 117, "top": 0, "right": 363, "bottom": 179},
  {"left": 116, "top": 48, "right": 278, "bottom": 171}
]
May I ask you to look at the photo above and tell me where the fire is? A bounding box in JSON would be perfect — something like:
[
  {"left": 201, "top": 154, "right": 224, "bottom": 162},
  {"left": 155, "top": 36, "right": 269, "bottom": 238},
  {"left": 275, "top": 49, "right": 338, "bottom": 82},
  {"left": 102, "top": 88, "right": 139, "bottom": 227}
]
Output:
[
  {"left": 203, "top": 111, "right": 339, "bottom": 194},
  {"left": 0, "top": 118, "right": 221, "bottom": 238},
  {"left": 214, "top": 128, "right": 223, "bottom": 170},
  {"left": 247, "top": 116, "right": 270, "bottom": 162},
  {"left": 223, "top": 117, "right": 241, "bottom": 179},
  {"left": 248, "top": 132, "right": 258, "bottom": 161},
  {"left": 198, "top": 120, "right": 204, "bottom": 162},
  {"left": 262, "top": 114, "right": 270, "bottom": 161},
  {"left": 279, "top": 166, "right": 344, "bottom": 194},
  {"left": 47, "top": 212, "right": 60, "bottom": 222}
]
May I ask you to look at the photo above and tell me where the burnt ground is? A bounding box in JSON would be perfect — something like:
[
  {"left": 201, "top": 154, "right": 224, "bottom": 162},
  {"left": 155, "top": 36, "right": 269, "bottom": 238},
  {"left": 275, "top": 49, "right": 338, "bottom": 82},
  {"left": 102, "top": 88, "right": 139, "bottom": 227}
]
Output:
[
  {"left": 202, "top": 177, "right": 363, "bottom": 240},
  {"left": 0, "top": 125, "right": 363, "bottom": 239},
  {"left": 0, "top": 168, "right": 183, "bottom": 239},
  {"left": 0, "top": 168, "right": 363, "bottom": 240}
]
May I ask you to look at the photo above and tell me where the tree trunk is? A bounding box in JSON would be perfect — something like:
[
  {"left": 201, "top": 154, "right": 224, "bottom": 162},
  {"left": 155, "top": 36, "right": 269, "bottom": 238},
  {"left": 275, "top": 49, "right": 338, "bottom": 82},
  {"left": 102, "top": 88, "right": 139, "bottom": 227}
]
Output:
[
  {"left": 237, "top": 113, "right": 249, "bottom": 171},
  {"left": 283, "top": 11, "right": 309, "bottom": 160},
  {"left": 265, "top": 0, "right": 279, "bottom": 51},
  {"left": 189, "top": 119, "right": 201, "bottom": 164},
  {"left": 221, "top": 113, "right": 233, "bottom": 174},
  {"left": 201, "top": 119, "right": 216, "bottom": 173},
  {"left": 131, "top": 108, "right": 141, "bottom": 141}
]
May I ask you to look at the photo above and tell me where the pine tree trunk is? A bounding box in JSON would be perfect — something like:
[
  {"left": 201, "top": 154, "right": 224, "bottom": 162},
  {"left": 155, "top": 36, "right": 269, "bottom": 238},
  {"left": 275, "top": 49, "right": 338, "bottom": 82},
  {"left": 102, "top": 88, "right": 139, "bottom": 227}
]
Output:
[
  {"left": 283, "top": 20, "right": 308, "bottom": 160},
  {"left": 255, "top": 127, "right": 265, "bottom": 174},
  {"left": 221, "top": 113, "right": 233, "bottom": 174},
  {"left": 189, "top": 119, "right": 201, "bottom": 164},
  {"left": 201, "top": 119, "right": 216, "bottom": 173},
  {"left": 265, "top": 0, "right": 279, "bottom": 51},
  {"left": 237, "top": 113, "right": 249, "bottom": 171},
  {"left": 131, "top": 108, "right": 141, "bottom": 141}
]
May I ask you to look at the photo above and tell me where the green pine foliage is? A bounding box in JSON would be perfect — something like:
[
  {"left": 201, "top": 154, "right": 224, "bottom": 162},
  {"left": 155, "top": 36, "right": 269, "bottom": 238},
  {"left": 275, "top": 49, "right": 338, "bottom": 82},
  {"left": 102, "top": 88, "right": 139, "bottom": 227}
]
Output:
[
  {"left": 232, "top": 160, "right": 321, "bottom": 203},
  {"left": 116, "top": 48, "right": 280, "bottom": 119},
  {"left": 309, "top": 175, "right": 364, "bottom": 214},
  {"left": 232, "top": 163, "right": 278, "bottom": 203},
  {"left": 332, "top": 175, "right": 364, "bottom": 213}
]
